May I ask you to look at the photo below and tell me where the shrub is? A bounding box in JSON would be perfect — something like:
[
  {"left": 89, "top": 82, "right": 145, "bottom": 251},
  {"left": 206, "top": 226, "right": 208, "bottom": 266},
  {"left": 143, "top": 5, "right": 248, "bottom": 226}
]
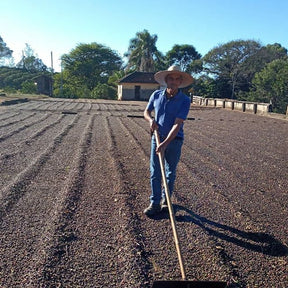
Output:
[
  {"left": 21, "top": 81, "right": 37, "bottom": 94},
  {"left": 91, "top": 83, "right": 117, "bottom": 100}
]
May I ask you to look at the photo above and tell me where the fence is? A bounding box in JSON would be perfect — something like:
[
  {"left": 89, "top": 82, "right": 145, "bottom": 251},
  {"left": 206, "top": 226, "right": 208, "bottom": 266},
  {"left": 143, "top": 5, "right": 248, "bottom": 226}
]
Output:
[{"left": 192, "top": 96, "right": 273, "bottom": 115}]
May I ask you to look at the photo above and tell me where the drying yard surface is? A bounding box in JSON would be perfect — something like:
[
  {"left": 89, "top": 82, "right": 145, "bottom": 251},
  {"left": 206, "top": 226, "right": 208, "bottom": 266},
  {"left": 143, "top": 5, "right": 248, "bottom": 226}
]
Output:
[{"left": 0, "top": 98, "right": 287, "bottom": 287}]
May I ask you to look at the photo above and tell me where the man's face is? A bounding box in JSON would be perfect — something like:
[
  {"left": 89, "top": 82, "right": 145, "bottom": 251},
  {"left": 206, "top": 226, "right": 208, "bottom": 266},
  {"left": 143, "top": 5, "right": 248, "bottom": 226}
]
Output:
[{"left": 165, "top": 74, "right": 183, "bottom": 89}]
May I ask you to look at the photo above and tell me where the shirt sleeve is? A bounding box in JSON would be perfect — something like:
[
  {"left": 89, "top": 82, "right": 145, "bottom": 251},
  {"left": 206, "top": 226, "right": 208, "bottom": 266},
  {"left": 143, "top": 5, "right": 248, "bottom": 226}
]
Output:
[
  {"left": 146, "top": 90, "right": 157, "bottom": 111},
  {"left": 176, "top": 96, "right": 191, "bottom": 120}
]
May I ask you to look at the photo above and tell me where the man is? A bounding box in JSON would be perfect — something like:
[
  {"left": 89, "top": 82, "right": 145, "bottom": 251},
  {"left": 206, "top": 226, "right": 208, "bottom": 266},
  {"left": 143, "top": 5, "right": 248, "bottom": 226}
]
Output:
[{"left": 143, "top": 65, "right": 193, "bottom": 216}]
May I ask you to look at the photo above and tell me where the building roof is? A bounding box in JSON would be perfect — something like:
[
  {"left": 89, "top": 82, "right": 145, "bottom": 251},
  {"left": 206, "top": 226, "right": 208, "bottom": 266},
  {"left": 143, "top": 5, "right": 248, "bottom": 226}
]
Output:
[{"left": 118, "top": 71, "right": 158, "bottom": 84}]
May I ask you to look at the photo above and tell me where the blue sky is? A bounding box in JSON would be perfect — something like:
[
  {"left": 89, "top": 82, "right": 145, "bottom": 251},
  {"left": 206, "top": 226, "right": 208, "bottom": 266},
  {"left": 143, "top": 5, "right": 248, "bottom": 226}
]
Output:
[{"left": 1, "top": 0, "right": 288, "bottom": 72}]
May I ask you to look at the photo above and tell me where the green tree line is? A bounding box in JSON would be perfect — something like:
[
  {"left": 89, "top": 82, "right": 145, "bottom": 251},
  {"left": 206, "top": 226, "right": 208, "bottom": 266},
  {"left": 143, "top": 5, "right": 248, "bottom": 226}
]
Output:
[{"left": 1, "top": 31, "right": 287, "bottom": 113}]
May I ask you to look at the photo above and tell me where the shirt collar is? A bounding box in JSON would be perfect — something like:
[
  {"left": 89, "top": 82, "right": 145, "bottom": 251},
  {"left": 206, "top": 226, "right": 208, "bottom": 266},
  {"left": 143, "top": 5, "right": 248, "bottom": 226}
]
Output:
[{"left": 161, "top": 89, "right": 181, "bottom": 100}]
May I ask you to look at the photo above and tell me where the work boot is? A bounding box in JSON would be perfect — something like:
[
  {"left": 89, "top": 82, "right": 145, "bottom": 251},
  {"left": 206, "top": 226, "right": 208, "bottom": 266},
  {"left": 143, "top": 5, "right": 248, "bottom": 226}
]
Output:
[{"left": 143, "top": 204, "right": 161, "bottom": 216}]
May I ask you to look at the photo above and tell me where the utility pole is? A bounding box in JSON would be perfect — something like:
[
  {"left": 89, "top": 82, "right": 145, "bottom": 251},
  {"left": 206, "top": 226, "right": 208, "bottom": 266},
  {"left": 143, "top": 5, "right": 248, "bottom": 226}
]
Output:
[
  {"left": 60, "top": 60, "right": 63, "bottom": 97},
  {"left": 51, "top": 51, "right": 54, "bottom": 73},
  {"left": 50, "top": 51, "right": 54, "bottom": 97}
]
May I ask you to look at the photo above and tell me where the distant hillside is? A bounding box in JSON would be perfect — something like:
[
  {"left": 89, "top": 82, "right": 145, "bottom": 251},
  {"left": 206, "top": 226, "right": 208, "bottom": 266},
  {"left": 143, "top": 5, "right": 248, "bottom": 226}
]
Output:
[{"left": 0, "top": 66, "right": 50, "bottom": 91}]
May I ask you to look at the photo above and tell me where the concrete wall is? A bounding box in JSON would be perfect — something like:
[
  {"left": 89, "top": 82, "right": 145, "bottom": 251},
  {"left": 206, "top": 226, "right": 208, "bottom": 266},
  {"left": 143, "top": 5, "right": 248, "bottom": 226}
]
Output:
[
  {"left": 118, "top": 83, "right": 159, "bottom": 101},
  {"left": 192, "top": 96, "right": 273, "bottom": 115},
  {"left": 225, "top": 100, "right": 234, "bottom": 110},
  {"left": 215, "top": 99, "right": 225, "bottom": 108},
  {"left": 233, "top": 101, "right": 246, "bottom": 112}
]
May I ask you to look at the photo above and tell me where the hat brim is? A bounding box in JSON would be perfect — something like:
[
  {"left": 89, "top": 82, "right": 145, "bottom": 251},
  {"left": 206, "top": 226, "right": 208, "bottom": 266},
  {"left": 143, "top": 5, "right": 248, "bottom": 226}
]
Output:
[{"left": 154, "top": 70, "right": 194, "bottom": 88}]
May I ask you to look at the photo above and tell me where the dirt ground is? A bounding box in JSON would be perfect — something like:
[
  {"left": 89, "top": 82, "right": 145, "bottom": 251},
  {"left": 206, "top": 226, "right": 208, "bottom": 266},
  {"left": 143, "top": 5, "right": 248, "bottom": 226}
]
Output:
[{"left": 0, "top": 98, "right": 287, "bottom": 288}]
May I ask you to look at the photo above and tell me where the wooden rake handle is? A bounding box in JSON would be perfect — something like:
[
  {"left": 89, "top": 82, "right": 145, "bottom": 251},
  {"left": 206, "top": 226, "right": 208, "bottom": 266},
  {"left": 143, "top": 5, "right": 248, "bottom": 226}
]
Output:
[{"left": 154, "top": 130, "right": 187, "bottom": 281}]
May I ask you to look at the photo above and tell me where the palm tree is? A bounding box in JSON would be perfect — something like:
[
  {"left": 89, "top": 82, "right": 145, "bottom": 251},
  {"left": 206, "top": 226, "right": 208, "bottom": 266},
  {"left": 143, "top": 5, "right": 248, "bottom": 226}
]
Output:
[
  {"left": 125, "top": 30, "right": 164, "bottom": 72},
  {"left": 108, "top": 70, "right": 126, "bottom": 88}
]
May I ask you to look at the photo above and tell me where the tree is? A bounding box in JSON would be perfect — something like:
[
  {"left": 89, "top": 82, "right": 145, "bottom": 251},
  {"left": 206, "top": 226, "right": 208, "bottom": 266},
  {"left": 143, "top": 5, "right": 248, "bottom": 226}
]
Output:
[
  {"left": 61, "top": 42, "right": 122, "bottom": 92},
  {"left": 0, "top": 66, "right": 50, "bottom": 91},
  {"left": 250, "top": 58, "right": 288, "bottom": 113},
  {"left": 166, "top": 44, "right": 201, "bottom": 71},
  {"left": 108, "top": 70, "right": 127, "bottom": 89},
  {"left": 242, "top": 43, "right": 287, "bottom": 75},
  {"left": 191, "top": 74, "right": 216, "bottom": 97},
  {"left": 125, "top": 29, "right": 163, "bottom": 72},
  {"left": 52, "top": 70, "right": 90, "bottom": 99},
  {"left": 0, "top": 36, "right": 13, "bottom": 65},
  {"left": 16, "top": 44, "right": 47, "bottom": 72},
  {"left": 238, "top": 43, "right": 288, "bottom": 95},
  {"left": 202, "top": 40, "right": 262, "bottom": 99},
  {"left": 91, "top": 83, "right": 116, "bottom": 100}
]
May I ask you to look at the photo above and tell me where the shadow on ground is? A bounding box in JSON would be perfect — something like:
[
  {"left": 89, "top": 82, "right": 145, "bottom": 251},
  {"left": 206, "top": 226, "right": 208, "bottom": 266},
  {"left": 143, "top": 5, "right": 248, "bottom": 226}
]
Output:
[{"left": 174, "top": 205, "right": 288, "bottom": 257}]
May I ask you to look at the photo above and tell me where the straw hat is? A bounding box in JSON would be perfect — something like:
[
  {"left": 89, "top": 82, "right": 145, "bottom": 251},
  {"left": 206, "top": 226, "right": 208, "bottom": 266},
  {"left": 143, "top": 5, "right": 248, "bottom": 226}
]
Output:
[{"left": 154, "top": 65, "right": 194, "bottom": 88}]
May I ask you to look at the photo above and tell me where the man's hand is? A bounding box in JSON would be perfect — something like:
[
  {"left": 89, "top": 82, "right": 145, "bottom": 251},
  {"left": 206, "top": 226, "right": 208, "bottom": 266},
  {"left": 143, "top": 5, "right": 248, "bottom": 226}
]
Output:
[
  {"left": 154, "top": 117, "right": 184, "bottom": 154},
  {"left": 156, "top": 141, "right": 168, "bottom": 155},
  {"left": 144, "top": 109, "right": 158, "bottom": 133},
  {"left": 149, "top": 119, "right": 158, "bottom": 133}
]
